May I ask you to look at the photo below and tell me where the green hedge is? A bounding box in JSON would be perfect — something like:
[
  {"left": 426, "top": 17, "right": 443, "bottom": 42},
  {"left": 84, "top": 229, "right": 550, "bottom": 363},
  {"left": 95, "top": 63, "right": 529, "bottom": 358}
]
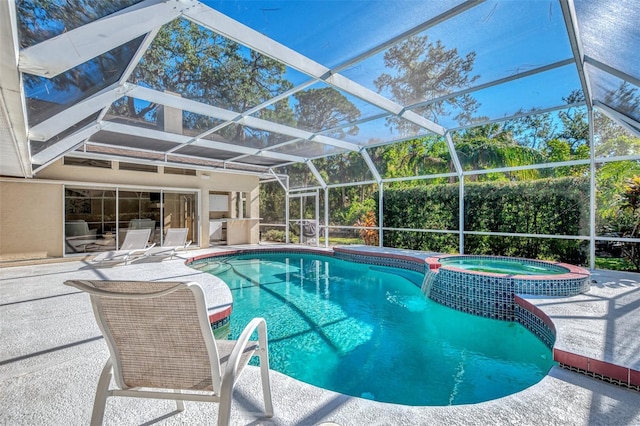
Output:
[{"left": 378, "top": 176, "right": 590, "bottom": 264}]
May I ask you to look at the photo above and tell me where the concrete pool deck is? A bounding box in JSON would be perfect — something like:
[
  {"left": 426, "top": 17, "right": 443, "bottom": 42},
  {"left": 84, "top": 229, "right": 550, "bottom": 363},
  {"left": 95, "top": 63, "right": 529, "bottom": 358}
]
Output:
[{"left": 1, "top": 245, "right": 639, "bottom": 425}]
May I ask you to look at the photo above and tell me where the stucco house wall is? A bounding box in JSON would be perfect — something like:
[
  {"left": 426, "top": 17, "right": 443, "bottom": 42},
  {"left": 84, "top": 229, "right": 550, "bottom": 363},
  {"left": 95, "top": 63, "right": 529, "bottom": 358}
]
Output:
[{"left": 0, "top": 159, "right": 260, "bottom": 261}]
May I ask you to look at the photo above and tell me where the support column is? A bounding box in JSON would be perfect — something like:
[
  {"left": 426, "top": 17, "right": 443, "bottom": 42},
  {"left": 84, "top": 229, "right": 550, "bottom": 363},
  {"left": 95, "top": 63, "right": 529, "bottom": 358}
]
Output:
[
  {"left": 379, "top": 183, "right": 384, "bottom": 247},
  {"left": 324, "top": 187, "right": 329, "bottom": 248},
  {"left": 459, "top": 176, "right": 465, "bottom": 254},
  {"left": 589, "top": 108, "right": 596, "bottom": 270}
]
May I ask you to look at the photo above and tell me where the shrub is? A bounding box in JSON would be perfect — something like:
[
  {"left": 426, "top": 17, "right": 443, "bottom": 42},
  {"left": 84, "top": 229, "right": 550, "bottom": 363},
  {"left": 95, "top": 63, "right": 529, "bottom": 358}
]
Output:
[
  {"left": 377, "top": 176, "right": 590, "bottom": 264},
  {"left": 262, "top": 229, "right": 286, "bottom": 242},
  {"left": 355, "top": 210, "right": 379, "bottom": 246}
]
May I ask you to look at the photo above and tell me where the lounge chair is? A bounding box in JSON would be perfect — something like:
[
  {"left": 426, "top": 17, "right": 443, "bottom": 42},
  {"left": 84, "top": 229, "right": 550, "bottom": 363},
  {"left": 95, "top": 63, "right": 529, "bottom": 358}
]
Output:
[
  {"left": 63, "top": 280, "right": 273, "bottom": 426},
  {"left": 147, "top": 228, "right": 192, "bottom": 259},
  {"left": 92, "top": 229, "right": 155, "bottom": 265}
]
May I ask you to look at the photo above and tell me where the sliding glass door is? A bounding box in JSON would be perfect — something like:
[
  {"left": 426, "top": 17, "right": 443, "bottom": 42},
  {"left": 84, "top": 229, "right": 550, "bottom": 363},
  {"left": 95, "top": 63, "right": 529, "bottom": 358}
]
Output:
[
  {"left": 64, "top": 188, "right": 117, "bottom": 254},
  {"left": 163, "top": 192, "right": 197, "bottom": 245},
  {"left": 64, "top": 186, "right": 198, "bottom": 255},
  {"left": 118, "top": 191, "right": 161, "bottom": 246}
]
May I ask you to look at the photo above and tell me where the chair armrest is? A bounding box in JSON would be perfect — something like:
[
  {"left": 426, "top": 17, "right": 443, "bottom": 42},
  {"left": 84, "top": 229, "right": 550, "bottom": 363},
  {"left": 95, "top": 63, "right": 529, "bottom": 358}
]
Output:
[
  {"left": 175, "top": 241, "right": 192, "bottom": 252},
  {"left": 221, "top": 317, "right": 268, "bottom": 392}
]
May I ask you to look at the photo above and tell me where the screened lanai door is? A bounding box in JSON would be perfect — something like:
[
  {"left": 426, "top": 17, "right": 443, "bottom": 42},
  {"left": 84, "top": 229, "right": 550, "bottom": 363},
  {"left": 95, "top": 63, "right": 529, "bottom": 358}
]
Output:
[{"left": 288, "top": 190, "right": 320, "bottom": 246}]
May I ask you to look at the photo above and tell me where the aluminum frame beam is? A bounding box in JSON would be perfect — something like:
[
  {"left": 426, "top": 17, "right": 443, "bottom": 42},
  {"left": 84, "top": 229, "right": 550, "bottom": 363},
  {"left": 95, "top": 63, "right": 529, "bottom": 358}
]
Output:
[
  {"left": 595, "top": 101, "right": 640, "bottom": 137},
  {"left": 330, "top": 0, "right": 484, "bottom": 74},
  {"left": 304, "top": 159, "right": 327, "bottom": 190},
  {"left": 268, "top": 168, "right": 289, "bottom": 191},
  {"left": 62, "top": 148, "right": 273, "bottom": 177},
  {"left": 31, "top": 122, "right": 103, "bottom": 166},
  {"left": 102, "top": 121, "right": 306, "bottom": 163},
  {"left": 29, "top": 83, "right": 132, "bottom": 141},
  {"left": 588, "top": 107, "right": 596, "bottom": 270},
  {"left": 360, "top": 148, "right": 382, "bottom": 184},
  {"left": 128, "top": 85, "right": 362, "bottom": 152},
  {"left": 446, "top": 102, "right": 586, "bottom": 133},
  {"left": 182, "top": 6, "right": 446, "bottom": 136},
  {"left": 559, "top": 0, "right": 593, "bottom": 109},
  {"left": 0, "top": 0, "right": 30, "bottom": 177},
  {"left": 584, "top": 56, "right": 640, "bottom": 89},
  {"left": 411, "top": 59, "right": 576, "bottom": 112},
  {"left": 18, "top": 0, "right": 193, "bottom": 78}
]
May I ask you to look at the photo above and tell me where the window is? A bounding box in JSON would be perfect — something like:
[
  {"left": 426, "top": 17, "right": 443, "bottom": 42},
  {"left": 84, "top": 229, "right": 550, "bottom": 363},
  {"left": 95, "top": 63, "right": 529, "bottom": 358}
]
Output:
[
  {"left": 119, "top": 162, "right": 158, "bottom": 173},
  {"left": 64, "top": 157, "right": 112, "bottom": 169}
]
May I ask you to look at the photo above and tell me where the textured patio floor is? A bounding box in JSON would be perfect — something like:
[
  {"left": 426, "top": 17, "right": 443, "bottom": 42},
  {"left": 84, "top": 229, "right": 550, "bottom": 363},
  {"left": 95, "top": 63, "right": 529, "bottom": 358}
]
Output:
[{"left": 1, "top": 245, "right": 639, "bottom": 425}]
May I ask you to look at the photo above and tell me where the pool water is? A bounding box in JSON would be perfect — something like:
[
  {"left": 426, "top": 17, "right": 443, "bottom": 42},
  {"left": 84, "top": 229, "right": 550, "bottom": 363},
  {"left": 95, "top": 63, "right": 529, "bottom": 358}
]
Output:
[
  {"left": 199, "top": 253, "right": 553, "bottom": 406},
  {"left": 439, "top": 257, "right": 568, "bottom": 275}
]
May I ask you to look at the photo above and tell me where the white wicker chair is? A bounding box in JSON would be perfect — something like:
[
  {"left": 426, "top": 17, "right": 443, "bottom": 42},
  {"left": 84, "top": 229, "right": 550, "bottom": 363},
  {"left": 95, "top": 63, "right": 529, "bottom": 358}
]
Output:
[{"left": 64, "top": 280, "right": 273, "bottom": 426}]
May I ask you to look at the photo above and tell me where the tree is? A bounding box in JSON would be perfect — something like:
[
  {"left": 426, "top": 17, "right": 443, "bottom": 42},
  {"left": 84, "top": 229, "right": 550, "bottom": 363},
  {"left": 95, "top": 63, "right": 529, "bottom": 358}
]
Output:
[
  {"left": 556, "top": 90, "right": 588, "bottom": 150},
  {"left": 593, "top": 111, "right": 635, "bottom": 151},
  {"left": 17, "top": 0, "right": 136, "bottom": 48},
  {"left": 452, "top": 123, "right": 545, "bottom": 181},
  {"left": 374, "top": 35, "right": 479, "bottom": 132},
  {"left": 596, "top": 134, "right": 640, "bottom": 158},
  {"left": 604, "top": 82, "right": 640, "bottom": 119},
  {"left": 19, "top": 1, "right": 146, "bottom": 126},
  {"left": 595, "top": 161, "right": 640, "bottom": 238},
  {"left": 112, "top": 19, "right": 295, "bottom": 147},
  {"left": 368, "top": 136, "right": 450, "bottom": 183},
  {"left": 504, "top": 110, "right": 557, "bottom": 149},
  {"left": 504, "top": 90, "right": 588, "bottom": 152},
  {"left": 541, "top": 139, "right": 589, "bottom": 177},
  {"left": 294, "top": 87, "right": 360, "bottom": 138}
]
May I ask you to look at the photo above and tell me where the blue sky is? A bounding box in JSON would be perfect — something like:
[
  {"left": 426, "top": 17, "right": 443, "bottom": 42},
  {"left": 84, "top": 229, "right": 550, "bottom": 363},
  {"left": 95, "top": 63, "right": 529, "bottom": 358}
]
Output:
[
  {"left": 25, "top": 1, "right": 584, "bottom": 137},
  {"left": 204, "top": 0, "right": 581, "bottom": 125}
]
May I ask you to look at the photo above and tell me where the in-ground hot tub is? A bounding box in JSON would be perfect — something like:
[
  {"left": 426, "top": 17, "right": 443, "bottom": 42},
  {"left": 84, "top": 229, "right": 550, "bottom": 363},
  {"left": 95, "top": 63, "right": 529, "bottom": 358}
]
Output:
[
  {"left": 437, "top": 255, "right": 571, "bottom": 276},
  {"left": 424, "top": 255, "right": 590, "bottom": 333}
]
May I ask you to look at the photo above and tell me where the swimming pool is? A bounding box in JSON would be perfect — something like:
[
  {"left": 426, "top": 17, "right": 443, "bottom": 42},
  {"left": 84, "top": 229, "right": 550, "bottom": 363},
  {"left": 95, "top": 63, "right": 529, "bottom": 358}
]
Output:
[{"left": 194, "top": 252, "right": 553, "bottom": 406}]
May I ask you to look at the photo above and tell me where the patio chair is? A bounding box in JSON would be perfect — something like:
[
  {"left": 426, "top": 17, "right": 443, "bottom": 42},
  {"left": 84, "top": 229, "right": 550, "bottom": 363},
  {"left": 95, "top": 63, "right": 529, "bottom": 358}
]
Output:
[
  {"left": 147, "top": 228, "right": 192, "bottom": 259},
  {"left": 302, "top": 220, "right": 318, "bottom": 245},
  {"left": 289, "top": 220, "right": 319, "bottom": 245},
  {"left": 63, "top": 280, "right": 273, "bottom": 426},
  {"left": 92, "top": 229, "right": 155, "bottom": 265}
]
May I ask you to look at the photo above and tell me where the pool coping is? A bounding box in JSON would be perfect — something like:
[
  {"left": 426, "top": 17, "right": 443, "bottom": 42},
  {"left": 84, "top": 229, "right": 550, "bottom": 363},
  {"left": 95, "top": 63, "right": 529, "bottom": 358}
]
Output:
[{"left": 190, "top": 245, "right": 639, "bottom": 391}]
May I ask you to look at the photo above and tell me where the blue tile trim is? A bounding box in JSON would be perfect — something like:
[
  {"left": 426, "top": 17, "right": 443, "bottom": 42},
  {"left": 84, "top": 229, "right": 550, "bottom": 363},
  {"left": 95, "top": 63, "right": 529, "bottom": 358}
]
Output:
[
  {"left": 211, "top": 316, "right": 229, "bottom": 330},
  {"left": 428, "top": 269, "right": 516, "bottom": 321},
  {"left": 514, "top": 305, "right": 555, "bottom": 348},
  {"left": 334, "top": 252, "right": 425, "bottom": 274}
]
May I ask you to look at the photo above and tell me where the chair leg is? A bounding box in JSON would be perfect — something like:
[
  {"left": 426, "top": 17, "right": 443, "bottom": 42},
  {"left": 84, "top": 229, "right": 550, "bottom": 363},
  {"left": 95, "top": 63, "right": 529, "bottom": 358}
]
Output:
[
  {"left": 91, "top": 359, "right": 113, "bottom": 426},
  {"left": 175, "top": 390, "right": 185, "bottom": 412},
  {"left": 218, "top": 387, "right": 233, "bottom": 426}
]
